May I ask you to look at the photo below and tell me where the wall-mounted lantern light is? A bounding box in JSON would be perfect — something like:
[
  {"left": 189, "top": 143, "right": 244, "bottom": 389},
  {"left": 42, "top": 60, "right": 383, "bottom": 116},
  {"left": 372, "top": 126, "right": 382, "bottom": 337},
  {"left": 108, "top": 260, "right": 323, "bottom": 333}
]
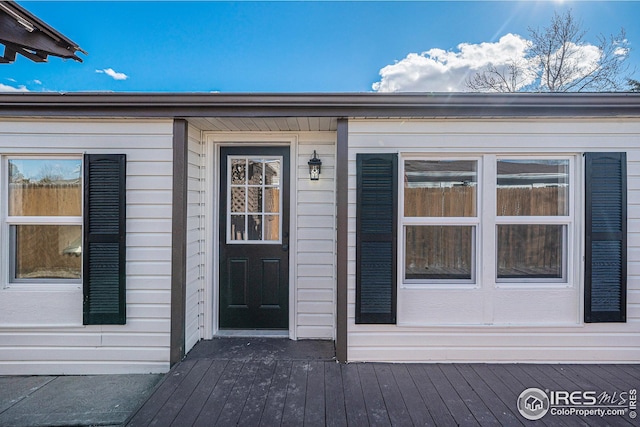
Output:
[{"left": 308, "top": 150, "right": 322, "bottom": 181}]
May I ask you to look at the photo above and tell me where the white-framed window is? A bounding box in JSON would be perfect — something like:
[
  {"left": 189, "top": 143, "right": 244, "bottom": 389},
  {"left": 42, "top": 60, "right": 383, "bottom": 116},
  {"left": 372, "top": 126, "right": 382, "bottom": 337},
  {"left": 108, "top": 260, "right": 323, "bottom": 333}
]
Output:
[
  {"left": 401, "top": 157, "right": 480, "bottom": 285},
  {"left": 227, "top": 155, "right": 282, "bottom": 244},
  {"left": 495, "top": 157, "right": 572, "bottom": 283},
  {"left": 4, "top": 156, "right": 83, "bottom": 284},
  {"left": 401, "top": 154, "right": 574, "bottom": 287}
]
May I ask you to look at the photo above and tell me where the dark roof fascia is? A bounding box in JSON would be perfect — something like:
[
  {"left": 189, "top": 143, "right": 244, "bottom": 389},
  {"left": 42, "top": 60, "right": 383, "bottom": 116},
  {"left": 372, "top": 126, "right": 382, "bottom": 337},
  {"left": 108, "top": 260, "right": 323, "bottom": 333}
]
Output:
[
  {"left": 1, "top": 92, "right": 640, "bottom": 119},
  {"left": 0, "top": 1, "right": 85, "bottom": 62}
]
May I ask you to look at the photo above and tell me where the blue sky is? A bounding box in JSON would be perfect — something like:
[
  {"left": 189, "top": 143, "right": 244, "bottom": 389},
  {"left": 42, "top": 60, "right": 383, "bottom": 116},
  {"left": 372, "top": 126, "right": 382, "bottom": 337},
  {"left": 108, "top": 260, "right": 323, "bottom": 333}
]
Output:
[{"left": 2, "top": 1, "right": 639, "bottom": 93}]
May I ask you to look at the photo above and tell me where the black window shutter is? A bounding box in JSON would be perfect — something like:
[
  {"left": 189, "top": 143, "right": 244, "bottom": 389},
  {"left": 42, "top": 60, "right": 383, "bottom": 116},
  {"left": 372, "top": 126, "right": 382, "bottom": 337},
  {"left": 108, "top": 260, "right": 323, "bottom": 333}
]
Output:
[
  {"left": 83, "top": 154, "right": 126, "bottom": 325},
  {"left": 585, "top": 152, "right": 627, "bottom": 323},
  {"left": 356, "top": 153, "right": 398, "bottom": 324}
]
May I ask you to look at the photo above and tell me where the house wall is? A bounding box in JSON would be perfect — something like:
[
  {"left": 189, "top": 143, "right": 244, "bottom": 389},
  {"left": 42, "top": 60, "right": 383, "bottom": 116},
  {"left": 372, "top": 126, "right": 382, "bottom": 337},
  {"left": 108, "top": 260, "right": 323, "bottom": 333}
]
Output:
[
  {"left": 348, "top": 118, "right": 640, "bottom": 362},
  {"left": 296, "top": 132, "right": 336, "bottom": 339},
  {"left": 0, "top": 119, "right": 174, "bottom": 374}
]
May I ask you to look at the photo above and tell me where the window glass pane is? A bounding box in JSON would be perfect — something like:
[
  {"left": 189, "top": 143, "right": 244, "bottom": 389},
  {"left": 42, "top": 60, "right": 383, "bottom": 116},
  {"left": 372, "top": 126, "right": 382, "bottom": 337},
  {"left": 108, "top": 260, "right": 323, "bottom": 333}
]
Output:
[
  {"left": 497, "top": 224, "right": 565, "bottom": 279},
  {"left": 230, "top": 215, "right": 246, "bottom": 240},
  {"left": 264, "top": 215, "right": 279, "bottom": 241},
  {"left": 497, "top": 159, "right": 569, "bottom": 216},
  {"left": 248, "top": 160, "right": 263, "bottom": 184},
  {"left": 248, "top": 215, "right": 262, "bottom": 240},
  {"left": 405, "top": 226, "right": 474, "bottom": 280},
  {"left": 9, "top": 159, "right": 81, "bottom": 216},
  {"left": 230, "top": 188, "right": 245, "bottom": 213},
  {"left": 231, "top": 159, "right": 246, "bottom": 184},
  {"left": 264, "top": 160, "right": 281, "bottom": 185},
  {"left": 13, "top": 225, "right": 81, "bottom": 280},
  {"left": 404, "top": 160, "right": 477, "bottom": 217},
  {"left": 247, "top": 187, "right": 262, "bottom": 213},
  {"left": 265, "top": 188, "right": 280, "bottom": 213}
]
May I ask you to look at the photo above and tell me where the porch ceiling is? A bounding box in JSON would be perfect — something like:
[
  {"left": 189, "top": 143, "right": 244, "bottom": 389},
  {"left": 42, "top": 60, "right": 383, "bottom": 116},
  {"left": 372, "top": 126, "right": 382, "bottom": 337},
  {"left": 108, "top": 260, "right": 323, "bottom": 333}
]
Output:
[{"left": 188, "top": 116, "right": 338, "bottom": 132}]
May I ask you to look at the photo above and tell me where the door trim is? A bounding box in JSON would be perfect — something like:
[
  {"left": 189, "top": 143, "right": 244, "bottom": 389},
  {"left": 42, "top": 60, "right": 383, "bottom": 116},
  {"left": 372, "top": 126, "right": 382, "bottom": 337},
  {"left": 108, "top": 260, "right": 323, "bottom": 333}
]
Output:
[{"left": 205, "top": 133, "right": 298, "bottom": 339}]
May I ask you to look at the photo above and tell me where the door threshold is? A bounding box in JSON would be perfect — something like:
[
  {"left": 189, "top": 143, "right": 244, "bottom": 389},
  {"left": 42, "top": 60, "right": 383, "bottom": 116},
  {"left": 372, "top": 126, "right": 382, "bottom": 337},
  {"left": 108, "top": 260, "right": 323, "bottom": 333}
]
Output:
[{"left": 216, "top": 330, "right": 289, "bottom": 338}]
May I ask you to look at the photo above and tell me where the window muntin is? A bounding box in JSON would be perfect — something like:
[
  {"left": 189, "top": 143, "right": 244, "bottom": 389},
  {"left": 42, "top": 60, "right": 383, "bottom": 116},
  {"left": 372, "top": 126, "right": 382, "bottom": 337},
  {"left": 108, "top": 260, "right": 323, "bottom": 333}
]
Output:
[
  {"left": 402, "top": 158, "right": 479, "bottom": 284},
  {"left": 5, "top": 157, "right": 82, "bottom": 284},
  {"left": 497, "top": 159, "right": 569, "bottom": 216},
  {"left": 228, "top": 156, "right": 282, "bottom": 243}
]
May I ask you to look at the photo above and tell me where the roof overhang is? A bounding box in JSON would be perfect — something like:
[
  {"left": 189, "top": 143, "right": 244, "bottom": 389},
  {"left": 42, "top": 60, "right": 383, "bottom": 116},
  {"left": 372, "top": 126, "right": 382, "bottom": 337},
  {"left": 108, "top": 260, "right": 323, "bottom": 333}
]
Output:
[
  {"left": 0, "top": 1, "right": 85, "bottom": 63},
  {"left": 1, "top": 92, "right": 640, "bottom": 120}
]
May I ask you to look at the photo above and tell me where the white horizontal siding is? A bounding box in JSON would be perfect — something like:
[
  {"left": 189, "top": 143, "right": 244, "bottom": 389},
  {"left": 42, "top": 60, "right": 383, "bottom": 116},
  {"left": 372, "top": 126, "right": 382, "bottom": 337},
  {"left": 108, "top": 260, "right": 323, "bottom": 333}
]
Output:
[
  {"left": 0, "top": 119, "right": 174, "bottom": 374},
  {"left": 185, "top": 124, "right": 205, "bottom": 353},
  {"left": 348, "top": 118, "right": 640, "bottom": 363},
  {"left": 295, "top": 133, "right": 336, "bottom": 339}
]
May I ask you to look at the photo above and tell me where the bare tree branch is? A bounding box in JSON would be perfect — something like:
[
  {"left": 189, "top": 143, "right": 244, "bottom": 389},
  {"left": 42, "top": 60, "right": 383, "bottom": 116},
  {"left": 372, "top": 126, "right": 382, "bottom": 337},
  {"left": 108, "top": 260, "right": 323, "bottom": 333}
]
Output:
[{"left": 466, "top": 10, "right": 631, "bottom": 92}]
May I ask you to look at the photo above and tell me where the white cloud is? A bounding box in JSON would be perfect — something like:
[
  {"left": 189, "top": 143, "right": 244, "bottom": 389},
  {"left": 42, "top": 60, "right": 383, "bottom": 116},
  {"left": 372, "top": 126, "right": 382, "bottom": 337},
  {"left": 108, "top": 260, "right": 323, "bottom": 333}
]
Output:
[
  {"left": 33, "top": 80, "right": 42, "bottom": 85},
  {"left": 96, "top": 68, "right": 129, "bottom": 81},
  {"left": 541, "top": 42, "right": 602, "bottom": 89},
  {"left": 372, "top": 34, "right": 532, "bottom": 92},
  {"left": 0, "top": 83, "right": 29, "bottom": 92}
]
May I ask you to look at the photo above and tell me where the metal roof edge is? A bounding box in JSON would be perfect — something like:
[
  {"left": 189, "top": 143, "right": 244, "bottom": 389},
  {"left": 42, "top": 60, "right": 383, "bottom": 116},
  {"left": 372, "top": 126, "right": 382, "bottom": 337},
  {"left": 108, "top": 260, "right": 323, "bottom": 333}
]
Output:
[{"left": 1, "top": 92, "right": 640, "bottom": 118}]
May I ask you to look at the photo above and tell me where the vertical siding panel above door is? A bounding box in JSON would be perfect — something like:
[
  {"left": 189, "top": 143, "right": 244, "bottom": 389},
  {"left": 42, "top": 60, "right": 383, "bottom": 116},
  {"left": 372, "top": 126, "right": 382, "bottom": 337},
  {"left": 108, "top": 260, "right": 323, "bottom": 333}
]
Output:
[
  {"left": 185, "top": 124, "right": 206, "bottom": 353},
  {"left": 296, "top": 133, "right": 337, "bottom": 339},
  {"left": 0, "top": 119, "right": 174, "bottom": 375}
]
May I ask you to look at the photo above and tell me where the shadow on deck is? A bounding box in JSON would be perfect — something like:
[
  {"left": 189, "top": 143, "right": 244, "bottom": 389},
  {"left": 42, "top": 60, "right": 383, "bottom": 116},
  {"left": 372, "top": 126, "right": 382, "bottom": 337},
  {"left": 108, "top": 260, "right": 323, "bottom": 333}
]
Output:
[{"left": 126, "top": 338, "right": 639, "bottom": 426}]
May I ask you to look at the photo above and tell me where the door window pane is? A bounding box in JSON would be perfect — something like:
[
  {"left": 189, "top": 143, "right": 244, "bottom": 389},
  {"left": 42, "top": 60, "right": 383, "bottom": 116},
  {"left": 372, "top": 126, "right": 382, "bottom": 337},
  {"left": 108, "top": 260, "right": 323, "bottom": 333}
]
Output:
[
  {"left": 264, "top": 160, "right": 281, "bottom": 185},
  {"left": 248, "top": 160, "right": 263, "bottom": 185},
  {"left": 497, "top": 224, "right": 565, "bottom": 279},
  {"left": 230, "top": 188, "right": 245, "bottom": 212},
  {"left": 247, "top": 187, "right": 262, "bottom": 213},
  {"left": 248, "top": 215, "right": 262, "bottom": 240},
  {"left": 13, "top": 225, "right": 82, "bottom": 280},
  {"left": 230, "top": 215, "right": 246, "bottom": 241},
  {"left": 404, "top": 160, "right": 477, "bottom": 217},
  {"left": 265, "top": 188, "right": 280, "bottom": 213},
  {"left": 8, "top": 159, "right": 81, "bottom": 216},
  {"left": 264, "top": 215, "right": 279, "bottom": 241},
  {"left": 497, "top": 159, "right": 569, "bottom": 216},
  {"left": 231, "top": 159, "right": 246, "bottom": 184},
  {"left": 405, "top": 226, "right": 474, "bottom": 280}
]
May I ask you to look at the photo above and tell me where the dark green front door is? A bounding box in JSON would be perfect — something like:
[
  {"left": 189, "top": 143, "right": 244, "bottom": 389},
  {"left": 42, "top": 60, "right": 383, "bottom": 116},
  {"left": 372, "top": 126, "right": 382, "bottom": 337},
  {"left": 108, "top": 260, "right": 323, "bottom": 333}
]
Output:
[{"left": 219, "top": 146, "right": 290, "bottom": 329}]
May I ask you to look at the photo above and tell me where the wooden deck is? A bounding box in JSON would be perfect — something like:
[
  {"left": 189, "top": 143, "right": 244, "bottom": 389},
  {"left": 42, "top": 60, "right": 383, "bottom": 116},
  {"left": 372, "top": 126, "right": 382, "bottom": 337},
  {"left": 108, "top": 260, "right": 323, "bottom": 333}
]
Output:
[{"left": 127, "top": 338, "right": 639, "bottom": 426}]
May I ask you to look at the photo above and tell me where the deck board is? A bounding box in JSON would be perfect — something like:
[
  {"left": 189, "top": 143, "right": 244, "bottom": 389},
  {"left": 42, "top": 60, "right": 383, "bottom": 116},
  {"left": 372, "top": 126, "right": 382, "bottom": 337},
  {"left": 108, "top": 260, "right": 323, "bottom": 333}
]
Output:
[
  {"left": 406, "top": 364, "right": 457, "bottom": 427},
  {"left": 126, "top": 339, "right": 640, "bottom": 427},
  {"left": 304, "top": 361, "right": 326, "bottom": 427},
  {"left": 281, "top": 361, "right": 308, "bottom": 427},
  {"left": 192, "top": 360, "right": 244, "bottom": 427},
  {"left": 341, "top": 363, "right": 369, "bottom": 427},
  {"left": 324, "top": 362, "right": 348, "bottom": 427},
  {"left": 388, "top": 364, "right": 435, "bottom": 426},
  {"left": 237, "top": 361, "right": 276, "bottom": 426},
  {"left": 373, "top": 364, "right": 414, "bottom": 426},
  {"left": 358, "top": 363, "right": 392, "bottom": 426},
  {"left": 170, "top": 359, "right": 228, "bottom": 427},
  {"left": 259, "top": 361, "right": 291, "bottom": 427}
]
